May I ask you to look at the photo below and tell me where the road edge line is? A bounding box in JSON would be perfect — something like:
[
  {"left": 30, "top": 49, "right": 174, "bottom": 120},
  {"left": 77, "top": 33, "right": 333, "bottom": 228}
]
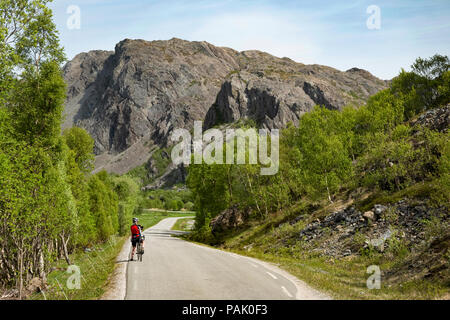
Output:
[{"left": 100, "top": 237, "right": 130, "bottom": 300}]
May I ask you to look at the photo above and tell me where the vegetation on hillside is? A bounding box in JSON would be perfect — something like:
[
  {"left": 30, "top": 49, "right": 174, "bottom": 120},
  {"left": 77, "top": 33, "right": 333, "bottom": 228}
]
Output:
[
  {"left": 127, "top": 147, "right": 173, "bottom": 187},
  {"left": 186, "top": 55, "right": 450, "bottom": 298},
  {"left": 139, "top": 188, "right": 194, "bottom": 211},
  {"left": 188, "top": 54, "right": 449, "bottom": 240}
]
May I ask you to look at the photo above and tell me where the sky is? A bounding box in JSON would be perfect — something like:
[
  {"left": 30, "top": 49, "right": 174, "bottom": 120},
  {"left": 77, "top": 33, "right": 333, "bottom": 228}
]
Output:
[{"left": 49, "top": 0, "right": 450, "bottom": 80}]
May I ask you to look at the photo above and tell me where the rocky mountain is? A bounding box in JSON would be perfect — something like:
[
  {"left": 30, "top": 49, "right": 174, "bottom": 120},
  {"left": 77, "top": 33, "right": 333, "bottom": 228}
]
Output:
[{"left": 63, "top": 38, "right": 388, "bottom": 176}]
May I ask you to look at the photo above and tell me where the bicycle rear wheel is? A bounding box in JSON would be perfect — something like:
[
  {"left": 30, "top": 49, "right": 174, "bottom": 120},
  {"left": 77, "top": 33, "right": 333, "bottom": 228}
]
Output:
[{"left": 137, "top": 242, "right": 143, "bottom": 262}]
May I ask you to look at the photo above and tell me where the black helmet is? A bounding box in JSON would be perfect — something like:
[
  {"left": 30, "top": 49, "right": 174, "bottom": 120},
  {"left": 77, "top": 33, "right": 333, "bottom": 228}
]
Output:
[{"left": 132, "top": 217, "right": 138, "bottom": 223}]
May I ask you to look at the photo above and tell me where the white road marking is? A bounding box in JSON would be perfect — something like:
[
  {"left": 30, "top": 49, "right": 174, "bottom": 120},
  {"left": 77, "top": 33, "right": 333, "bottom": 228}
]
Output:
[
  {"left": 249, "top": 262, "right": 259, "bottom": 268},
  {"left": 281, "top": 286, "right": 293, "bottom": 298},
  {"left": 266, "top": 272, "right": 278, "bottom": 280}
]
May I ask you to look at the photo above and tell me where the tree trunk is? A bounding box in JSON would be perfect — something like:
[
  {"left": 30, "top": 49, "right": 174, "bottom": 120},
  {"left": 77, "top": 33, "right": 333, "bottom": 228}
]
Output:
[
  {"left": 325, "top": 174, "right": 334, "bottom": 203},
  {"left": 60, "top": 234, "right": 71, "bottom": 265},
  {"left": 18, "top": 247, "right": 23, "bottom": 300},
  {"left": 39, "top": 248, "right": 46, "bottom": 282},
  {"left": 246, "top": 171, "right": 262, "bottom": 216},
  {"left": 227, "top": 166, "right": 233, "bottom": 202}
]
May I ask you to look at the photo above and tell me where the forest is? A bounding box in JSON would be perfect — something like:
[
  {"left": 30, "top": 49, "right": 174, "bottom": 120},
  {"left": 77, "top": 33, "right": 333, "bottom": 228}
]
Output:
[{"left": 0, "top": 0, "right": 140, "bottom": 297}]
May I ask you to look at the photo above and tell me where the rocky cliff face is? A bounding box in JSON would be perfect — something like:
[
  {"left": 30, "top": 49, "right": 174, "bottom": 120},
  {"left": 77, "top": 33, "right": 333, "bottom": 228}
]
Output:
[{"left": 63, "top": 38, "right": 388, "bottom": 175}]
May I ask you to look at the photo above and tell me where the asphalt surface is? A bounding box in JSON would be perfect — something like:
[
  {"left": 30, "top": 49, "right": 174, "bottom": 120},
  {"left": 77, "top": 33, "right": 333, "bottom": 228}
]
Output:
[{"left": 125, "top": 217, "right": 329, "bottom": 300}]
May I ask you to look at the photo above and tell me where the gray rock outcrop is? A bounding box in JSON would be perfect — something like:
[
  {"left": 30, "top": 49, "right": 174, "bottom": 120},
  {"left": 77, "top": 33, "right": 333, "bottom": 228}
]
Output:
[
  {"left": 412, "top": 104, "right": 449, "bottom": 133},
  {"left": 63, "top": 38, "right": 388, "bottom": 176},
  {"left": 210, "top": 205, "right": 250, "bottom": 234}
]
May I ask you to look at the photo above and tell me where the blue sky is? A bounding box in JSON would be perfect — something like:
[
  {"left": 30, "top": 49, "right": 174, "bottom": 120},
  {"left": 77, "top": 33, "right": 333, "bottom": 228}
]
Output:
[{"left": 49, "top": 0, "right": 450, "bottom": 79}]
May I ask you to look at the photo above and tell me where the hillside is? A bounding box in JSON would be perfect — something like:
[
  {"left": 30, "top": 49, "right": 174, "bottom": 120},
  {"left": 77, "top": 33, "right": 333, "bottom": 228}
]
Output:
[
  {"left": 62, "top": 38, "right": 388, "bottom": 178},
  {"left": 184, "top": 51, "right": 449, "bottom": 299}
]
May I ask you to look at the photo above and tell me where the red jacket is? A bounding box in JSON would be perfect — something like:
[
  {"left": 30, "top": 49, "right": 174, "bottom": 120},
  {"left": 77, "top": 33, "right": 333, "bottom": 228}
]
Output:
[{"left": 131, "top": 225, "right": 141, "bottom": 238}]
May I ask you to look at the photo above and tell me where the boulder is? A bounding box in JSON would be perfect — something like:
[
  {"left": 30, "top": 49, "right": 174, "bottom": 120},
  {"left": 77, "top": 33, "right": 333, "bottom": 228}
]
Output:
[
  {"left": 210, "top": 205, "right": 250, "bottom": 234},
  {"left": 412, "top": 104, "right": 449, "bottom": 133},
  {"left": 363, "top": 211, "right": 375, "bottom": 221},
  {"left": 374, "top": 204, "right": 388, "bottom": 216},
  {"left": 26, "top": 277, "right": 46, "bottom": 294}
]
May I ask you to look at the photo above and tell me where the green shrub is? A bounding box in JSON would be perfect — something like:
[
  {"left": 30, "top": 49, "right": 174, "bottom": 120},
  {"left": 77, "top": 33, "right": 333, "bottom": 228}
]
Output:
[{"left": 184, "top": 201, "right": 195, "bottom": 211}]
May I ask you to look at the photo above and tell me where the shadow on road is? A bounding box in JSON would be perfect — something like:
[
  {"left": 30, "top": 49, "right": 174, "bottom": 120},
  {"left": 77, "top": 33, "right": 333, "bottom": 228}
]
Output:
[{"left": 116, "top": 259, "right": 129, "bottom": 264}]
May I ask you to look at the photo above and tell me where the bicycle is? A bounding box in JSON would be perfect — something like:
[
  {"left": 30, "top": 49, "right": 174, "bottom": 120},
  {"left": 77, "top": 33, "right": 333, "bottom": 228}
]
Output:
[
  {"left": 129, "top": 224, "right": 145, "bottom": 262},
  {"left": 136, "top": 237, "right": 144, "bottom": 262},
  {"left": 129, "top": 237, "right": 144, "bottom": 262}
]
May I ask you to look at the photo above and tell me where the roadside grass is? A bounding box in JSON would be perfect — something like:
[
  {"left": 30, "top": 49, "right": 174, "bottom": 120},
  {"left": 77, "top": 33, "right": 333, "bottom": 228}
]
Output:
[
  {"left": 217, "top": 218, "right": 448, "bottom": 300},
  {"left": 171, "top": 217, "right": 195, "bottom": 231},
  {"left": 29, "top": 235, "right": 126, "bottom": 300},
  {"left": 355, "top": 181, "right": 443, "bottom": 212},
  {"left": 228, "top": 247, "right": 447, "bottom": 300},
  {"left": 136, "top": 210, "right": 194, "bottom": 230},
  {"left": 29, "top": 211, "right": 194, "bottom": 300},
  {"left": 189, "top": 184, "right": 449, "bottom": 300}
]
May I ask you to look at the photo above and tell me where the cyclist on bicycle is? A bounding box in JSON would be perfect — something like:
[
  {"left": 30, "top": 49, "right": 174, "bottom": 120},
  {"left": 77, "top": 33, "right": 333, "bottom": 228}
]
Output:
[{"left": 130, "top": 217, "right": 145, "bottom": 261}]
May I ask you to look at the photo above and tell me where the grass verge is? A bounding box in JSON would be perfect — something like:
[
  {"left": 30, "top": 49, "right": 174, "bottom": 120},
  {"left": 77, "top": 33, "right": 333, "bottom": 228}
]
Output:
[
  {"left": 227, "top": 248, "right": 447, "bottom": 300},
  {"left": 29, "top": 211, "right": 194, "bottom": 300},
  {"left": 215, "top": 216, "right": 448, "bottom": 300},
  {"left": 136, "top": 210, "right": 194, "bottom": 229},
  {"left": 29, "top": 235, "right": 126, "bottom": 300},
  {"left": 171, "top": 218, "right": 195, "bottom": 231}
]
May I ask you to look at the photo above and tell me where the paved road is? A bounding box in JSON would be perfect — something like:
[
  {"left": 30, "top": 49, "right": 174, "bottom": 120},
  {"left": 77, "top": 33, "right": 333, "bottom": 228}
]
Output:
[{"left": 125, "top": 217, "right": 329, "bottom": 300}]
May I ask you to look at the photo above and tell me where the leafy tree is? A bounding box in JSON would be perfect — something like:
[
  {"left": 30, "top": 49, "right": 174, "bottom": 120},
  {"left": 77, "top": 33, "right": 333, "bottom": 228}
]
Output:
[
  {"left": 359, "top": 89, "right": 405, "bottom": 135},
  {"left": 0, "top": 1, "right": 131, "bottom": 297},
  {"left": 10, "top": 61, "right": 66, "bottom": 149},
  {"left": 64, "top": 145, "right": 95, "bottom": 246},
  {"left": 88, "top": 174, "right": 118, "bottom": 241},
  {"left": 357, "top": 125, "right": 446, "bottom": 191},
  {"left": 294, "top": 107, "right": 353, "bottom": 202},
  {"left": 187, "top": 163, "right": 230, "bottom": 229},
  {"left": 166, "top": 199, "right": 182, "bottom": 211},
  {"left": 437, "top": 70, "right": 450, "bottom": 106},
  {"left": 63, "top": 127, "right": 95, "bottom": 174},
  {"left": 391, "top": 54, "right": 449, "bottom": 118},
  {"left": 435, "top": 132, "right": 450, "bottom": 204},
  {"left": 113, "top": 176, "right": 139, "bottom": 235},
  {"left": 184, "top": 201, "right": 195, "bottom": 211},
  {"left": 412, "top": 54, "right": 450, "bottom": 80},
  {"left": 0, "top": 134, "right": 77, "bottom": 291},
  {"left": 0, "top": 0, "right": 65, "bottom": 103},
  {"left": 0, "top": 0, "right": 72, "bottom": 296}
]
